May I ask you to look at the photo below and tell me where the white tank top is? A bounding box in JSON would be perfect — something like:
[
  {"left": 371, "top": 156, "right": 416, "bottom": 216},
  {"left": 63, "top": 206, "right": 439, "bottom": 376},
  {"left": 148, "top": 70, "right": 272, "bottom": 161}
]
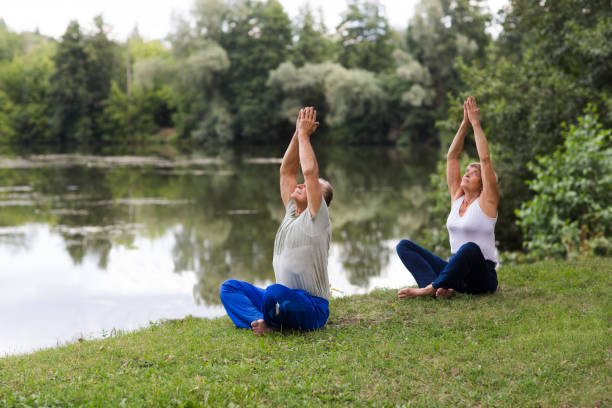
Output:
[{"left": 446, "top": 196, "right": 498, "bottom": 264}]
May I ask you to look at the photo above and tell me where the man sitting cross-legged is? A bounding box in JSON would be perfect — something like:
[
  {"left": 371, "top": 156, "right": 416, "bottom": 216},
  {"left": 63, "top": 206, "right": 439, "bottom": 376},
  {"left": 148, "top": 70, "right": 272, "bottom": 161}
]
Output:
[{"left": 219, "top": 107, "right": 334, "bottom": 336}]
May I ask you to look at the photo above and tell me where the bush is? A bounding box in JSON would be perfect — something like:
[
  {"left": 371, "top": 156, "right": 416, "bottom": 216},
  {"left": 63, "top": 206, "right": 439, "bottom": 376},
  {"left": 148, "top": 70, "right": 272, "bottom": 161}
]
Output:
[{"left": 517, "top": 105, "right": 612, "bottom": 258}]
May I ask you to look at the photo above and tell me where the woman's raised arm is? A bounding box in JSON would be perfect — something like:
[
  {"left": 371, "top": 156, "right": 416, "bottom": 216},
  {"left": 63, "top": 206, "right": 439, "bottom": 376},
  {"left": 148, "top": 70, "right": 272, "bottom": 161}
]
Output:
[
  {"left": 446, "top": 101, "right": 470, "bottom": 201},
  {"left": 466, "top": 96, "right": 499, "bottom": 216}
]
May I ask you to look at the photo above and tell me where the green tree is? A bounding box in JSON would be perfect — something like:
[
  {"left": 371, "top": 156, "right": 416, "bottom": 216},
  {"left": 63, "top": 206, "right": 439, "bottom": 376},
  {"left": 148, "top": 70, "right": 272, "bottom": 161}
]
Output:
[
  {"left": 379, "top": 0, "right": 491, "bottom": 145},
  {"left": 0, "top": 40, "right": 55, "bottom": 144},
  {"left": 268, "top": 61, "right": 389, "bottom": 143},
  {"left": 291, "top": 4, "right": 333, "bottom": 67},
  {"left": 0, "top": 89, "right": 16, "bottom": 142},
  {"left": 405, "top": 0, "right": 490, "bottom": 109},
  {"left": 49, "top": 17, "right": 123, "bottom": 144},
  {"left": 335, "top": 0, "right": 394, "bottom": 73},
  {"left": 49, "top": 21, "right": 93, "bottom": 143},
  {"left": 0, "top": 19, "right": 25, "bottom": 62},
  {"left": 219, "top": 0, "right": 293, "bottom": 141},
  {"left": 172, "top": 43, "right": 232, "bottom": 143},
  {"left": 86, "top": 16, "right": 123, "bottom": 139}
]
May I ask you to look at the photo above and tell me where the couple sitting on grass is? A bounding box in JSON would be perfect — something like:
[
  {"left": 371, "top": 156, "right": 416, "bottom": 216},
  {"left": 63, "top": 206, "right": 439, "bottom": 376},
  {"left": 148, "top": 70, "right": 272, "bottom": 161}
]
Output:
[{"left": 220, "top": 96, "right": 499, "bottom": 336}]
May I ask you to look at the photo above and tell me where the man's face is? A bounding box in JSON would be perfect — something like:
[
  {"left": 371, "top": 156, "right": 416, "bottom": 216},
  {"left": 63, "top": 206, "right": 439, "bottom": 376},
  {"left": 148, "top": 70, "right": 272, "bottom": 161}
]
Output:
[{"left": 290, "top": 183, "right": 307, "bottom": 205}]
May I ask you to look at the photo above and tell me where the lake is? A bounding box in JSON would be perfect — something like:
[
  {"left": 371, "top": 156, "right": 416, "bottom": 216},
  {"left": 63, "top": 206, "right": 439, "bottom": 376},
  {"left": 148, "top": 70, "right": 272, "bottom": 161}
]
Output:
[{"left": 0, "top": 144, "right": 438, "bottom": 355}]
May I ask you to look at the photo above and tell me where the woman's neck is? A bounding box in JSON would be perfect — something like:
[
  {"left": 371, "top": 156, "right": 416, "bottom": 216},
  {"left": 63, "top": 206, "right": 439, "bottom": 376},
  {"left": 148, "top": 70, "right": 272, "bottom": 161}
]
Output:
[{"left": 463, "top": 190, "right": 479, "bottom": 204}]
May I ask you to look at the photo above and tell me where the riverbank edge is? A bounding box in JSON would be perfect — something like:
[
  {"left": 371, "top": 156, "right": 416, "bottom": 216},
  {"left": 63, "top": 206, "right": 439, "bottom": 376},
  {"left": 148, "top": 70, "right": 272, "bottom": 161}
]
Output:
[{"left": 1, "top": 257, "right": 610, "bottom": 407}]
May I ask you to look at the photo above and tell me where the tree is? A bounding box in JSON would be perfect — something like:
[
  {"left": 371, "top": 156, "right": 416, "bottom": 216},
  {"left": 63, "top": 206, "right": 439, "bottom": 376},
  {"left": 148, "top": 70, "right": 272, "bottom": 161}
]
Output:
[
  {"left": 49, "top": 21, "right": 93, "bottom": 143},
  {"left": 335, "top": 0, "right": 394, "bottom": 73},
  {"left": 0, "top": 39, "right": 55, "bottom": 144},
  {"left": 0, "top": 19, "right": 25, "bottom": 62},
  {"left": 291, "top": 4, "right": 333, "bottom": 67},
  {"left": 406, "top": 0, "right": 490, "bottom": 108},
  {"left": 268, "top": 61, "right": 389, "bottom": 143},
  {"left": 219, "top": 0, "right": 293, "bottom": 141},
  {"left": 86, "top": 15, "right": 124, "bottom": 139},
  {"left": 438, "top": 0, "right": 612, "bottom": 250},
  {"left": 173, "top": 43, "right": 232, "bottom": 143}
]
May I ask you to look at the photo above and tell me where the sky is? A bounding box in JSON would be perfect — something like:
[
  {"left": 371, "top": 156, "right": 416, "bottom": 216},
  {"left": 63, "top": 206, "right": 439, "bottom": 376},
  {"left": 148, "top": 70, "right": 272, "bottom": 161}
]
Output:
[{"left": 2, "top": 0, "right": 509, "bottom": 42}]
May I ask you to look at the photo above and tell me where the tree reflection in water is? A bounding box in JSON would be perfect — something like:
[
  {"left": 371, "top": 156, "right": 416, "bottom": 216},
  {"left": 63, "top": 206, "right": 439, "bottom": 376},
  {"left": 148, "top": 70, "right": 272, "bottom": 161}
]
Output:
[{"left": 0, "top": 145, "right": 437, "bottom": 305}]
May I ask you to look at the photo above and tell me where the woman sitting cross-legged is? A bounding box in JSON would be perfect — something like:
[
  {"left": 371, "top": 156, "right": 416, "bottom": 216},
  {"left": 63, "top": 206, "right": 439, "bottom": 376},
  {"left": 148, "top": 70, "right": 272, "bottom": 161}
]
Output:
[{"left": 397, "top": 96, "right": 499, "bottom": 299}]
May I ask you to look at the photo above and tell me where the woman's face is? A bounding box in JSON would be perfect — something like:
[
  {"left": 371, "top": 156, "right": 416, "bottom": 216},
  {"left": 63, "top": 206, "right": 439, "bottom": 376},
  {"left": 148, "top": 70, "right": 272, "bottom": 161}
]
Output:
[{"left": 460, "top": 165, "right": 482, "bottom": 193}]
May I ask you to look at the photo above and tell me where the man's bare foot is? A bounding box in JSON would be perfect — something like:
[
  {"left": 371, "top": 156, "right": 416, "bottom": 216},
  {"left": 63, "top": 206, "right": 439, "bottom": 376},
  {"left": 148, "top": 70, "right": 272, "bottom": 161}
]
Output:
[
  {"left": 398, "top": 284, "right": 435, "bottom": 299},
  {"left": 251, "top": 319, "right": 274, "bottom": 336},
  {"left": 435, "top": 288, "right": 456, "bottom": 299}
]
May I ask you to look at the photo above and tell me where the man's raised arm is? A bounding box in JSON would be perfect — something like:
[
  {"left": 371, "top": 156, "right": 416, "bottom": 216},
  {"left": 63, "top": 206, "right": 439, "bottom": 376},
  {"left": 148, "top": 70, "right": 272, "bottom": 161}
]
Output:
[
  {"left": 297, "top": 107, "right": 322, "bottom": 218},
  {"left": 279, "top": 115, "right": 300, "bottom": 207}
]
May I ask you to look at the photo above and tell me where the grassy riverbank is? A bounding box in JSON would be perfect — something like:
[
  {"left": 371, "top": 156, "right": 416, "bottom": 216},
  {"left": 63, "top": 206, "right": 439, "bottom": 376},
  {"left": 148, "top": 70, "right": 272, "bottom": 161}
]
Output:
[{"left": 1, "top": 257, "right": 610, "bottom": 407}]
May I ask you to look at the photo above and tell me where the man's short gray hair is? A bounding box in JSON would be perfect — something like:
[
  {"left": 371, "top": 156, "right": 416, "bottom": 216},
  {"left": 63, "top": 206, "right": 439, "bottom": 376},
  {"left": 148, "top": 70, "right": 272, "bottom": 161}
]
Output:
[{"left": 319, "top": 178, "right": 333, "bottom": 207}]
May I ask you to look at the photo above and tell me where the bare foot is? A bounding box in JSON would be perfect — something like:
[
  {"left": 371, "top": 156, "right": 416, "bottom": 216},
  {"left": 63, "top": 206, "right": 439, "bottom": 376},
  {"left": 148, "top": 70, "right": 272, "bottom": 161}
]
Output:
[
  {"left": 251, "top": 319, "right": 274, "bottom": 336},
  {"left": 398, "top": 284, "right": 435, "bottom": 299},
  {"left": 435, "top": 288, "right": 456, "bottom": 299}
]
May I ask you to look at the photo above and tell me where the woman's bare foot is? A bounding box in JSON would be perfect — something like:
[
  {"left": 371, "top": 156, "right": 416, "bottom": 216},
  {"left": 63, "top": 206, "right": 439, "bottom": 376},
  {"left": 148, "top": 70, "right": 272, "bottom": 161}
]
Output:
[
  {"left": 435, "top": 288, "right": 456, "bottom": 299},
  {"left": 398, "top": 284, "right": 435, "bottom": 299},
  {"left": 251, "top": 319, "right": 274, "bottom": 336}
]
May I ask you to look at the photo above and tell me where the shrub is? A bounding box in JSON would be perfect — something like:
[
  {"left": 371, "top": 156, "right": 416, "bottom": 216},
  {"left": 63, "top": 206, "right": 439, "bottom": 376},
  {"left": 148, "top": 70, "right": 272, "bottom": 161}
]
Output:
[{"left": 517, "top": 105, "right": 612, "bottom": 258}]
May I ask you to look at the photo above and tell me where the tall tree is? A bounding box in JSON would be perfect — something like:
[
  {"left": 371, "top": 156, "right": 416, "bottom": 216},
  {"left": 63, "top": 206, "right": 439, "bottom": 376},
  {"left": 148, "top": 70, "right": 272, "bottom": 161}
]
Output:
[
  {"left": 49, "top": 21, "right": 93, "bottom": 143},
  {"left": 406, "top": 0, "right": 490, "bottom": 108},
  {"left": 0, "top": 19, "right": 26, "bottom": 62},
  {"left": 291, "top": 4, "right": 333, "bottom": 67},
  {"left": 335, "top": 0, "right": 394, "bottom": 73},
  {"left": 86, "top": 15, "right": 123, "bottom": 140},
  {"left": 219, "top": 0, "right": 292, "bottom": 141}
]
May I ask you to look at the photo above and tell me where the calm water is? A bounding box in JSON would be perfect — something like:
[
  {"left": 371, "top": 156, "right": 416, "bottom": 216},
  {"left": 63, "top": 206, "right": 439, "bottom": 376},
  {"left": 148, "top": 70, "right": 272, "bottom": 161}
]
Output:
[{"left": 0, "top": 144, "right": 438, "bottom": 355}]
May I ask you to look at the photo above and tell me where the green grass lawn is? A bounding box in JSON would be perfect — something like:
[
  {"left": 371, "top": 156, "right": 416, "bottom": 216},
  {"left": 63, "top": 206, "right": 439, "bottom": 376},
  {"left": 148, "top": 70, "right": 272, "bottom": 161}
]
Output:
[{"left": 1, "top": 257, "right": 610, "bottom": 407}]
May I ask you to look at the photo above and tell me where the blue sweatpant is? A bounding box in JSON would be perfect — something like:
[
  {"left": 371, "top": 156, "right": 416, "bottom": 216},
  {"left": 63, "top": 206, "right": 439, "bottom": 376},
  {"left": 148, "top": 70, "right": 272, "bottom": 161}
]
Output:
[
  {"left": 219, "top": 280, "right": 329, "bottom": 330},
  {"left": 396, "top": 240, "right": 497, "bottom": 294}
]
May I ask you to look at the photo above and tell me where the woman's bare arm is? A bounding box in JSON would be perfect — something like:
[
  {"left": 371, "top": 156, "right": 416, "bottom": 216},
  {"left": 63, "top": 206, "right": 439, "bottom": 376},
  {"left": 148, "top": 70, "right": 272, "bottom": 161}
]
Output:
[
  {"left": 447, "top": 101, "right": 470, "bottom": 201},
  {"left": 466, "top": 96, "right": 499, "bottom": 217}
]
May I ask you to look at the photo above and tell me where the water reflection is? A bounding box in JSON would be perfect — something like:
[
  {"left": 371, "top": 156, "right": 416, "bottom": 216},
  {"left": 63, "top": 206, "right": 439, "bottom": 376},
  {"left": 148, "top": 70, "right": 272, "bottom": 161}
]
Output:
[{"left": 0, "top": 145, "right": 436, "bottom": 355}]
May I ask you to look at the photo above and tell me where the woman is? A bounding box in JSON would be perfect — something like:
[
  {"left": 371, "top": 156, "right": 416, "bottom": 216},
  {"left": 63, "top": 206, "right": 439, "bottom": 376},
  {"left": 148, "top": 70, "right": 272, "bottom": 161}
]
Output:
[{"left": 397, "top": 96, "right": 499, "bottom": 299}]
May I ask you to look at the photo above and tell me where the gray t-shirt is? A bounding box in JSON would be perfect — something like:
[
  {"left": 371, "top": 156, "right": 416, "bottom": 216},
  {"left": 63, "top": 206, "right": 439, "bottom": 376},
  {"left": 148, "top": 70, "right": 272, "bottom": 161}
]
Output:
[{"left": 273, "top": 198, "right": 331, "bottom": 301}]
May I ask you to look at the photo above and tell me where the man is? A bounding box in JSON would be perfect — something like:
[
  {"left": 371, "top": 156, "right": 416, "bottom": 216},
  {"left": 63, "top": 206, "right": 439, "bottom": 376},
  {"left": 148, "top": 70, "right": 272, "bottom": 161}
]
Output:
[{"left": 219, "top": 107, "right": 334, "bottom": 336}]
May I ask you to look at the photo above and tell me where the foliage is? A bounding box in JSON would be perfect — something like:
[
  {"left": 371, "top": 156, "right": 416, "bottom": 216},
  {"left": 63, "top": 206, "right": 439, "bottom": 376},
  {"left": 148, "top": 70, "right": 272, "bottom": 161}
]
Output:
[
  {"left": 0, "top": 20, "right": 26, "bottom": 62},
  {"left": 268, "top": 61, "right": 389, "bottom": 143},
  {"left": 517, "top": 106, "right": 612, "bottom": 258},
  {"left": 407, "top": 0, "right": 490, "bottom": 107},
  {"left": 0, "top": 40, "right": 55, "bottom": 143},
  {"left": 48, "top": 21, "right": 93, "bottom": 143},
  {"left": 387, "top": 0, "right": 491, "bottom": 144},
  {"left": 291, "top": 4, "right": 334, "bottom": 67},
  {"left": 1, "top": 257, "right": 610, "bottom": 406},
  {"left": 48, "top": 18, "right": 124, "bottom": 144},
  {"left": 335, "top": 0, "right": 394, "bottom": 73},
  {"left": 0, "top": 0, "right": 495, "bottom": 147}
]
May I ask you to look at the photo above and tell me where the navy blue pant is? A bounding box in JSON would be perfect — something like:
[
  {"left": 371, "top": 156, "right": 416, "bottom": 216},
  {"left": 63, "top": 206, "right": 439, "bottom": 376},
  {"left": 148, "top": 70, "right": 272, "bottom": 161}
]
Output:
[
  {"left": 396, "top": 240, "right": 497, "bottom": 294},
  {"left": 219, "top": 280, "right": 329, "bottom": 330}
]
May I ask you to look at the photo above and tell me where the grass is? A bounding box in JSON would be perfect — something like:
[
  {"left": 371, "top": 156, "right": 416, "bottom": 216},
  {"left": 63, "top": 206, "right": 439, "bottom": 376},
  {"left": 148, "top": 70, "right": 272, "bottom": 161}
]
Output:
[{"left": 1, "top": 257, "right": 610, "bottom": 407}]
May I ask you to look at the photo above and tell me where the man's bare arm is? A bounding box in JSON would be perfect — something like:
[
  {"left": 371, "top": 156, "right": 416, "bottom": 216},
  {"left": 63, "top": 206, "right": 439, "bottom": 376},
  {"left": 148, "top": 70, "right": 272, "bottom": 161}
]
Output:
[
  {"left": 297, "top": 107, "right": 322, "bottom": 218},
  {"left": 280, "top": 125, "right": 299, "bottom": 207}
]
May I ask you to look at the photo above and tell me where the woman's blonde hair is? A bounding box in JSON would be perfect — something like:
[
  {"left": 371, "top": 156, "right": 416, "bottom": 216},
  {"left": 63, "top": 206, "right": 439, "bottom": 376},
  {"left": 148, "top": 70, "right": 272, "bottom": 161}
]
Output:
[{"left": 466, "top": 162, "right": 498, "bottom": 188}]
